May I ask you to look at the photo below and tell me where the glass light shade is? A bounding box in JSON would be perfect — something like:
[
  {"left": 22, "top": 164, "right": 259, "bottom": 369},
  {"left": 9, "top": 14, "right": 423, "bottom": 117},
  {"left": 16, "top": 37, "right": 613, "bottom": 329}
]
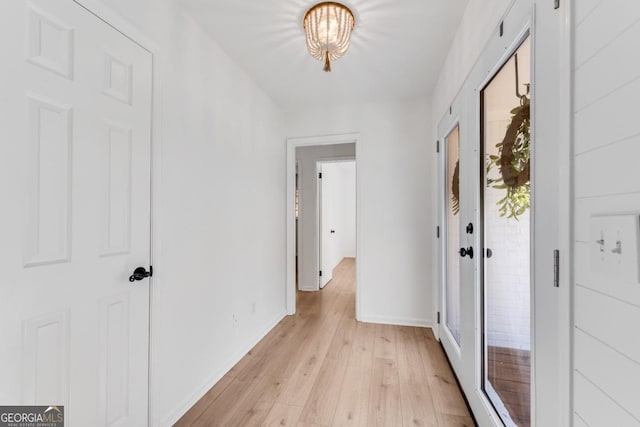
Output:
[{"left": 303, "top": 2, "right": 355, "bottom": 71}]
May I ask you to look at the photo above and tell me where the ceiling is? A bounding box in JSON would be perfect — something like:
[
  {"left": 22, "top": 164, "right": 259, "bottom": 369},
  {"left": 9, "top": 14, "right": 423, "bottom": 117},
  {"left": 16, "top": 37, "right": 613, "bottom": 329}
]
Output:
[{"left": 179, "top": 0, "right": 469, "bottom": 112}]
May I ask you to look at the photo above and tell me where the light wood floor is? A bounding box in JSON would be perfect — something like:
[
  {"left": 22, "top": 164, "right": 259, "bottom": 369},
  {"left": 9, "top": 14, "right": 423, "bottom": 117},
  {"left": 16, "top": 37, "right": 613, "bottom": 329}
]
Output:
[
  {"left": 175, "top": 258, "right": 475, "bottom": 427},
  {"left": 487, "top": 346, "right": 530, "bottom": 426}
]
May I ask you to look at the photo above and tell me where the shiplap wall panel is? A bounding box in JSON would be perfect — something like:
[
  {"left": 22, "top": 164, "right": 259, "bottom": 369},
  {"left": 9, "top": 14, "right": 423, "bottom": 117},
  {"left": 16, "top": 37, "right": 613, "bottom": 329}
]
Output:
[
  {"left": 573, "top": 1, "right": 640, "bottom": 425},
  {"left": 574, "top": 194, "right": 640, "bottom": 241},
  {"left": 575, "top": 285, "right": 640, "bottom": 364},
  {"left": 574, "top": 20, "right": 640, "bottom": 111},
  {"left": 575, "top": 136, "right": 640, "bottom": 198},
  {"left": 573, "top": 414, "right": 589, "bottom": 427},
  {"left": 574, "top": 243, "right": 640, "bottom": 307},
  {"left": 574, "top": 330, "right": 640, "bottom": 420},
  {"left": 574, "top": 1, "right": 640, "bottom": 68},
  {"left": 574, "top": 0, "right": 601, "bottom": 26},
  {"left": 574, "top": 78, "right": 640, "bottom": 155},
  {"left": 574, "top": 373, "right": 639, "bottom": 427}
]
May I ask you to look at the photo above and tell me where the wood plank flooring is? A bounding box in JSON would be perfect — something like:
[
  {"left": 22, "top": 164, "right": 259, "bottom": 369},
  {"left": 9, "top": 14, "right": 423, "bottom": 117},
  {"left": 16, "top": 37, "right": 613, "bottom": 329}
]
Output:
[
  {"left": 175, "top": 258, "right": 475, "bottom": 427},
  {"left": 487, "top": 346, "right": 530, "bottom": 426}
]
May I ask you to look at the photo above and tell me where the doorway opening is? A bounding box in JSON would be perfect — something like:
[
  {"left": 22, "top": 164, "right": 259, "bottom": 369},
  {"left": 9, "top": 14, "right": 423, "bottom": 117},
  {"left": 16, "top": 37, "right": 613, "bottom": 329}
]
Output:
[
  {"left": 317, "top": 160, "right": 356, "bottom": 290},
  {"left": 286, "top": 134, "right": 360, "bottom": 318}
]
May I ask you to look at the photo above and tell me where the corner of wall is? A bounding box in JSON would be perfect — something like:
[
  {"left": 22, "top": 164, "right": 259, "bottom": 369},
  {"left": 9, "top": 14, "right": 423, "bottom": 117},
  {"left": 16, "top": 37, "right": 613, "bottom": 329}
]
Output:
[
  {"left": 158, "top": 309, "right": 287, "bottom": 426},
  {"left": 359, "top": 314, "right": 433, "bottom": 329}
]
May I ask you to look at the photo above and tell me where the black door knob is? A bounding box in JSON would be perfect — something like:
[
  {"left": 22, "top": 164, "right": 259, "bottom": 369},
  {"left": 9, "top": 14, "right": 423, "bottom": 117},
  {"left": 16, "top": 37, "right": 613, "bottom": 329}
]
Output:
[
  {"left": 129, "top": 266, "right": 152, "bottom": 282},
  {"left": 459, "top": 247, "right": 474, "bottom": 259}
]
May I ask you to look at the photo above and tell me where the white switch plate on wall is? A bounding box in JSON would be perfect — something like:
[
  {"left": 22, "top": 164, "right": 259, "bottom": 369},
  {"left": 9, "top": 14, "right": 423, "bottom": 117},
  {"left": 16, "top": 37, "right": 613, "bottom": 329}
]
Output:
[{"left": 590, "top": 214, "right": 640, "bottom": 284}]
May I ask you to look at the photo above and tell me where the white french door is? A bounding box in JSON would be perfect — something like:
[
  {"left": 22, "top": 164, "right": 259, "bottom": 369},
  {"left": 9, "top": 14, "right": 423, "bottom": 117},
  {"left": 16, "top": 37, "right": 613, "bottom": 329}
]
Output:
[
  {"left": 479, "top": 34, "right": 532, "bottom": 427},
  {"left": 437, "top": 2, "right": 548, "bottom": 426},
  {"left": 438, "top": 100, "right": 469, "bottom": 377},
  {"left": 0, "top": 1, "right": 152, "bottom": 425}
]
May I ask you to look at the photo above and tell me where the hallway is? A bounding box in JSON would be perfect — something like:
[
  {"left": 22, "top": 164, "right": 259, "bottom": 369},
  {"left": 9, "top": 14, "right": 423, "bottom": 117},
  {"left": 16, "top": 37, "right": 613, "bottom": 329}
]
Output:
[{"left": 176, "top": 258, "right": 474, "bottom": 426}]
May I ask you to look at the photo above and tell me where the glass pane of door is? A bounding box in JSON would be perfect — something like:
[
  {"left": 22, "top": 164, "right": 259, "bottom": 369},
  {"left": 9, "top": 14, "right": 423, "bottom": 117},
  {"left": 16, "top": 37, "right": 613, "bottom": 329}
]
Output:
[
  {"left": 445, "top": 125, "right": 461, "bottom": 345},
  {"left": 480, "top": 36, "right": 531, "bottom": 427}
]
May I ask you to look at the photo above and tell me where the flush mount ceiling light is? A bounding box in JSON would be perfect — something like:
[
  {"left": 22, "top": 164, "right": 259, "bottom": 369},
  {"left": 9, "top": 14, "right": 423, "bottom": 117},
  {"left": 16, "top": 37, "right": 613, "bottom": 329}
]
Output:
[{"left": 303, "top": 2, "right": 355, "bottom": 72}]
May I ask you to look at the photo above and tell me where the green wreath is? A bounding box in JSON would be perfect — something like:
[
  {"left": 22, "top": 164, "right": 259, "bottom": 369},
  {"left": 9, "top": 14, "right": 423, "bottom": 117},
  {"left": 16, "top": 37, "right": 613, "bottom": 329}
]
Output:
[
  {"left": 451, "top": 160, "right": 460, "bottom": 215},
  {"left": 449, "top": 95, "right": 530, "bottom": 219},
  {"left": 487, "top": 94, "right": 531, "bottom": 219}
]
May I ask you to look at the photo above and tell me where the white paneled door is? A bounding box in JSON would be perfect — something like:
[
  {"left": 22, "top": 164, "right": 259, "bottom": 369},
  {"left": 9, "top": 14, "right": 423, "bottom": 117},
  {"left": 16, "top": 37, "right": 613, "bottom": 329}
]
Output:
[
  {"left": 318, "top": 163, "right": 334, "bottom": 288},
  {"left": 0, "top": 1, "right": 152, "bottom": 426}
]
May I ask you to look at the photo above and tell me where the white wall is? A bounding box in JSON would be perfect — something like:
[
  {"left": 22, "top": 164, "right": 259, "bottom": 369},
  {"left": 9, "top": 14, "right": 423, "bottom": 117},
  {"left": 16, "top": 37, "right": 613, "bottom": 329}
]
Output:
[
  {"left": 296, "top": 144, "right": 355, "bottom": 291},
  {"left": 337, "top": 162, "right": 357, "bottom": 258},
  {"left": 287, "top": 98, "right": 434, "bottom": 326},
  {"left": 572, "top": 1, "right": 640, "bottom": 425},
  {"left": 94, "top": 1, "right": 287, "bottom": 425}
]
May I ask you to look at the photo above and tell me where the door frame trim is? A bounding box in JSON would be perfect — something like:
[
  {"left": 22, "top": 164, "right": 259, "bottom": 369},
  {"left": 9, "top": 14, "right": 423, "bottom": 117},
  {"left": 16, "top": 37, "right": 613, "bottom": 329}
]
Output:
[
  {"left": 286, "top": 133, "right": 361, "bottom": 318},
  {"left": 71, "top": 1, "right": 161, "bottom": 425}
]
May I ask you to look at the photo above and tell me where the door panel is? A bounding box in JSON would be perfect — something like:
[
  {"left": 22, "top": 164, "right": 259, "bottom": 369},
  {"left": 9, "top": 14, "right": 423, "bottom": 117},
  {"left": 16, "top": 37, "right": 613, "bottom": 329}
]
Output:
[
  {"left": 439, "top": 95, "right": 468, "bottom": 376},
  {"left": 0, "top": 1, "right": 152, "bottom": 425},
  {"left": 319, "top": 163, "right": 332, "bottom": 287},
  {"left": 480, "top": 36, "right": 532, "bottom": 427},
  {"left": 319, "top": 162, "right": 345, "bottom": 288}
]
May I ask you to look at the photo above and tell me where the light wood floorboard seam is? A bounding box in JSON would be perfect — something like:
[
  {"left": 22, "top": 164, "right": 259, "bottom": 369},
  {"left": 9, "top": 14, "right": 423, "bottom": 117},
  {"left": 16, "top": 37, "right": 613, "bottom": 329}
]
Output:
[{"left": 175, "top": 258, "right": 475, "bottom": 427}]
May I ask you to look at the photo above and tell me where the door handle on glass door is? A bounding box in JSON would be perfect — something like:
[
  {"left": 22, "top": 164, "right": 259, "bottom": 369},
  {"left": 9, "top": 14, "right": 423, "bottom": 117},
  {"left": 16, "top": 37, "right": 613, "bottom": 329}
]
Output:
[
  {"left": 459, "top": 247, "right": 474, "bottom": 259},
  {"left": 129, "top": 266, "right": 152, "bottom": 282}
]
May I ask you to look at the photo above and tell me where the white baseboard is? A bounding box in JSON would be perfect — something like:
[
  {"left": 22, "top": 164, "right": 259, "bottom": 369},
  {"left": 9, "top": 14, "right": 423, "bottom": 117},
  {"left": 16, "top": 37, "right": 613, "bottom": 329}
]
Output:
[
  {"left": 158, "top": 310, "right": 287, "bottom": 426},
  {"left": 359, "top": 314, "right": 432, "bottom": 328}
]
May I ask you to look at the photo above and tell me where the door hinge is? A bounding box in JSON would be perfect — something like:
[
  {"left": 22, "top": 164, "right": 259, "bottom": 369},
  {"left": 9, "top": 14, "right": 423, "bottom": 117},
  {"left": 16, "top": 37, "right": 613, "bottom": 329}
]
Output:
[
  {"left": 318, "top": 172, "right": 322, "bottom": 179},
  {"left": 436, "top": 140, "right": 440, "bottom": 153},
  {"left": 553, "top": 250, "right": 560, "bottom": 287},
  {"left": 436, "top": 226, "right": 440, "bottom": 238},
  {"left": 437, "top": 312, "right": 441, "bottom": 324},
  {"left": 319, "top": 270, "right": 323, "bottom": 277},
  {"left": 554, "top": 0, "right": 560, "bottom": 9}
]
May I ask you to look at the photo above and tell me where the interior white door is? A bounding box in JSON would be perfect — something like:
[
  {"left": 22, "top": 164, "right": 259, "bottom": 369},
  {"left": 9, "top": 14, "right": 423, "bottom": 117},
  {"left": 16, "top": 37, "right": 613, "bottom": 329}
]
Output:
[
  {"left": 320, "top": 162, "right": 347, "bottom": 288},
  {"left": 318, "top": 163, "right": 333, "bottom": 287},
  {"left": 0, "top": 1, "right": 152, "bottom": 426}
]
